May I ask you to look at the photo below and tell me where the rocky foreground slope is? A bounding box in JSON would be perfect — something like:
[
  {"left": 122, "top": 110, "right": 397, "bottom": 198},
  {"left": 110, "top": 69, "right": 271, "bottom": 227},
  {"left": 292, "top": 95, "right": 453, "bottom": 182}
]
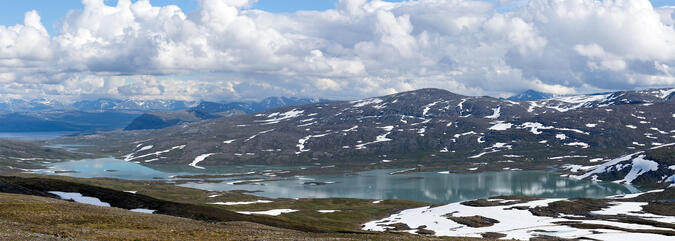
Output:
[{"left": 53, "top": 88, "right": 675, "bottom": 185}]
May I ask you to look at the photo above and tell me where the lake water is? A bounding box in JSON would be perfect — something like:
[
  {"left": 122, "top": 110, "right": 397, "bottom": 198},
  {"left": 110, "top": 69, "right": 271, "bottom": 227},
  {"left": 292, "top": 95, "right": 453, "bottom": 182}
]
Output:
[
  {"left": 0, "top": 131, "right": 78, "bottom": 141},
  {"left": 35, "top": 157, "right": 638, "bottom": 204},
  {"left": 183, "top": 170, "right": 638, "bottom": 204},
  {"left": 33, "top": 157, "right": 296, "bottom": 180}
]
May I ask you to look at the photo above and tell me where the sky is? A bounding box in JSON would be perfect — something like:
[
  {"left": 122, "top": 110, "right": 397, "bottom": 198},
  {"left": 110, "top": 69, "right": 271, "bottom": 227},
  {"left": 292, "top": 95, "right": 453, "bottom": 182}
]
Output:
[{"left": 0, "top": 0, "right": 674, "bottom": 102}]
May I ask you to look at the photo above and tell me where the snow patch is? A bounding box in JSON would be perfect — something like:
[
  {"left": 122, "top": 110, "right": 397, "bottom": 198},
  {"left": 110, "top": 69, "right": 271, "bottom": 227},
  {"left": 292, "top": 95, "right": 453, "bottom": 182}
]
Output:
[
  {"left": 138, "top": 145, "right": 153, "bottom": 151},
  {"left": 130, "top": 208, "right": 156, "bottom": 214},
  {"left": 49, "top": 191, "right": 110, "bottom": 207},
  {"left": 422, "top": 101, "right": 440, "bottom": 116},
  {"left": 621, "top": 155, "right": 658, "bottom": 183},
  {"left": 189, "top": 153, "right": 216, "bottom": 169},
  {"left": 485, "top": 106, "right": 501, "bottom": 119},
  {"left": 257, "top": 109, "right": 304, "bottom": 123},
  {"left": 317, "top": 210, "right": 340, "bottom": 213},
  {"left": 555, "top": 133, "right": 567, "bottom": 140},
  {"left": 565, "top": 142, "right": 590, "bottom": 148},
  {"left": 296, "top": 133, "right": 332, "bottom": 154},
  {"left": 521, "top": 122, "right": 553, "bottom": 135},
  {"left": 488, "top": 122, "right": 512, "bottom": 131},
  {"left": 124, "top": 145, "right": 185, "bottom": 162},
  {"left": 237, "top": 209, "right": 297, "bottom": 216},
  {"left": 245, "top": 129, "right": 275, "bottom": 142}
]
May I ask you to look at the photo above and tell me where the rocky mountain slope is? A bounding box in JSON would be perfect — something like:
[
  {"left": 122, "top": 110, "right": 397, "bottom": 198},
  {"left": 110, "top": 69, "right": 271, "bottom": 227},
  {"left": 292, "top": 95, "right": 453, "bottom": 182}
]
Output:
[
  {"left": 0, "top": 140, "right": 88, "bottom": 173},
  {"left": 124, "top": 109, "right": 245, "bottom": 130},
  {"left": 54, "top": 88, "right": 675, "bottom": 186}
]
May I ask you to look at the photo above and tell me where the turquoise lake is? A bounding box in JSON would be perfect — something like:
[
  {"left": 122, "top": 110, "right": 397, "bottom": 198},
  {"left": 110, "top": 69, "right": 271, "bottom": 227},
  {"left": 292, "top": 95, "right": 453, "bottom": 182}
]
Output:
[{"left": 36, "top": 157, "right": 638, "bottom": 204}]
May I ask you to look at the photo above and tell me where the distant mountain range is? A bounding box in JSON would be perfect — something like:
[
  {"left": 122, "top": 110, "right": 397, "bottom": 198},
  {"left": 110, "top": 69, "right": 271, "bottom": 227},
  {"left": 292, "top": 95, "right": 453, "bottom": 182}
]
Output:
[
  {"left": 52, "top": 87, "right": 675, "bottom": 187},
  {"left": 0, "top": 111, "right": 140, "bottom": 132},
  {"left": 0, "top": 98, "right": 197, "bottom": 113},
  {"left": 507, "top": 89, "right": 558, "bottom": 101},
  {"left": 125, "top": 97, "right": 331, "bottom": 130},
  {"left": 72, "top": 99, "right": 196, "bottom": 112},
  {"left": 192, "top": 97, "right": 331, "bottom": 114},
  {"left": 0, "top": 97, "right": 331, "bottom": 132}
]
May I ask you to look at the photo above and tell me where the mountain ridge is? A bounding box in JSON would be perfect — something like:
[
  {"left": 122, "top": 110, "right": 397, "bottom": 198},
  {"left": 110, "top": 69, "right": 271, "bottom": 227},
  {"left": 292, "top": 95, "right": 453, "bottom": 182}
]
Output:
[{"left": 50, "top": 87, "right": 675, "bottom": 189}]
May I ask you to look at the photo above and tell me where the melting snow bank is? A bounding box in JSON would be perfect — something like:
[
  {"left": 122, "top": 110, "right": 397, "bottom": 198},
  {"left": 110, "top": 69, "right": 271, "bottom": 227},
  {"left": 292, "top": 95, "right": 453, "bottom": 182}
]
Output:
[
  {"left": 130, "top": 208, "right": 156, "bottom": 214},
  {"left": 317, "top": 210, "right": 340, "bottom": 213},
  {"left": 49, "top": 191, "right": 157, "bottom": 214},
  {"left": 49, "top": 191, "right": 111, "bottom": 207},
  {"left": 363, "top": 194, "right": 675, "bottom": 240},
  {"left": 236, "top": 209, "right": 298, "bottom": 216}
]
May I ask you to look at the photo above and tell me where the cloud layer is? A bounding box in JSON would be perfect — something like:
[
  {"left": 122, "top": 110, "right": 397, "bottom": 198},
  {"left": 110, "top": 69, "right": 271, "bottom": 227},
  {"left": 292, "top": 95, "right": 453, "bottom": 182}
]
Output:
[{"left": 0, "top": 0, "right": 674, "bottom": 101}]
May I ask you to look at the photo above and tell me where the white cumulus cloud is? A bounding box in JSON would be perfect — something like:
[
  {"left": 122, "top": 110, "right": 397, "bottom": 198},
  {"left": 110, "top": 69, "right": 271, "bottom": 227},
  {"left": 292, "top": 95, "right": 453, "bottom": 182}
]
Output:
[{"left": 0, "top": 0, "right": 673, "bottom": 102}]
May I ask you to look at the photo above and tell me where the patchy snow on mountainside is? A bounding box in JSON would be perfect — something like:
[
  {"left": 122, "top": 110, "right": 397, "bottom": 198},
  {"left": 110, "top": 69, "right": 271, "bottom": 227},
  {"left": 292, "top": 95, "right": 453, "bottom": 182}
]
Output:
[
  {"left": 257, "top": 109, "right": 304, "bottom": 124},
  {"left": 569, "top": 146, "right": 673, "bottom": 185},
  {"left": 296, "top": 133, "right": 332, "bottom": 154},
  {"left": 124, "top": 145, "right": 186, "bottom": 162},
  {"left": 351, "top": 98, "right": 383, "bottom": 108}
]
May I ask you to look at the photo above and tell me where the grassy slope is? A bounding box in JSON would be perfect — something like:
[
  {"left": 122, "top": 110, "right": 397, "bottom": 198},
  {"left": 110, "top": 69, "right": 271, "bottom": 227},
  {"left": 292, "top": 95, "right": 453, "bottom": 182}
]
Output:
[
  {"left": 2, "top": 174, "right": 428, "bottom": 234},
  {"left": 1, "top": 192, "right": 471, "bottom": 241}
]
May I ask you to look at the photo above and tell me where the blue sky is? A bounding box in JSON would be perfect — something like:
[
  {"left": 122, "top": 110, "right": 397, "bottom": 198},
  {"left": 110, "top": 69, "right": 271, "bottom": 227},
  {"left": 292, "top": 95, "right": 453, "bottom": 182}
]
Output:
[
  {"left": 5, "top": 0, "right": 668, "bottom": 35},
  {"left": 0, "top": 0, "right": 401, "bottom": 34}
]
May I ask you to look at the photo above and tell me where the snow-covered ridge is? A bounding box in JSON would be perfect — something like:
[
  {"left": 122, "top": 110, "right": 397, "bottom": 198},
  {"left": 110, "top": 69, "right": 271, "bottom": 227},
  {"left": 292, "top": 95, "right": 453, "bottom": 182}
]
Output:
[{"left": 525, "top": 87, "right": 674, "bottom": 113}]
